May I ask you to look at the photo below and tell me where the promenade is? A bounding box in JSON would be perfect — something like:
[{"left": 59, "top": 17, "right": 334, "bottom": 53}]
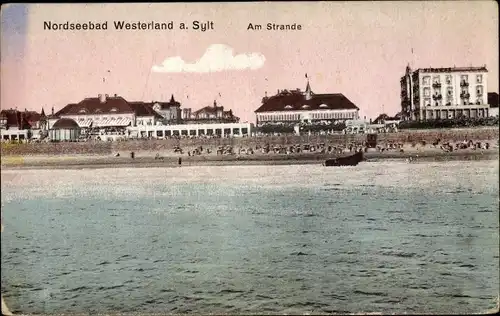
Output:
[{"left": 1, "top": 127, "right": 498, "bottom": 157}]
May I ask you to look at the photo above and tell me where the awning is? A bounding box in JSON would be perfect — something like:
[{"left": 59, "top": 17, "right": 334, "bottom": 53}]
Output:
[
  {"left": 95, "top": 118, "right": 132, "bottom": 127},
  {"left": 77, "top": 119, "right": 93, "bottom": 128}
]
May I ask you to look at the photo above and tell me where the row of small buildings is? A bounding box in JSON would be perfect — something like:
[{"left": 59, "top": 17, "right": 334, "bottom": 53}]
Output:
[
  {"left": 0, "top": 94, "right": 246, "bottom": 141},
  {"left": 1, "top": 64, "right": 498, "bottom": 142}
]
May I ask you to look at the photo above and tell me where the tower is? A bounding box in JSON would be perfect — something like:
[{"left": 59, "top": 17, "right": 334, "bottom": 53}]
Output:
[{"left": 305, "top": 80, "right": 313, "bottom": 101}]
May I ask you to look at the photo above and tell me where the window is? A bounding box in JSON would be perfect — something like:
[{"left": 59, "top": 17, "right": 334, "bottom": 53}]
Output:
[
  {"left": 447, "top": 87, "right": 453, "bottom": 96},
  {"left": 432, "top": 76, "right": 440, "bottom": 83},
  {"left": 445, "top": 75, "right": 452, "bottom": 84},
  {"left": 476, "top": 85, "right": 483, "bottom": 95},
  {"left": 284, "top": 105, "right": 293, "bottom": 110},
  {"left": 423, "top": 87, "right": 431, "bottom": 97},
  {"left": 461, "top": 74, "right": 468, "bottom": 82},
  {"left": 424, "top": 98, "right": 431, "bottom": 106},
  {"left": 79, "top": 108, "right": 87, "bottom": 114},
  {"left": 422, "top": 76, "right": 431, "bottom": 85},
  {"left": 476, "top": 74, "right": 483, "bottom": 84},
  {"left": 110, "top": 108, "right": 118, "bottom": 112}
]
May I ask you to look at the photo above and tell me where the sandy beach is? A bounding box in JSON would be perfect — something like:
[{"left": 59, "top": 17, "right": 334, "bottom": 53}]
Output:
[{"left": 2, "top": 146, "right": 498, "bottom": 170}]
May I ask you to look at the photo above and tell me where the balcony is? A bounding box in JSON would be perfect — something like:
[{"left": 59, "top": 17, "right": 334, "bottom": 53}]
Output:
[
  {"left": 460, "top": 81, "right": 469, "bottom": 87},
  {"left": 432, "top": 94, "right": 443, "bottom": 100},
  {"left": 432, "top": 82, "right": 442, "bottom": 88},
  {"left": 445, "top": 102, "right": 452, "bottom": 106}
]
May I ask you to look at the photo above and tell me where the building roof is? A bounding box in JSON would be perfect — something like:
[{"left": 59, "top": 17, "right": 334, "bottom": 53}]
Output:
[
  {"left": 0, "top": 109, "right": 32, "bottom": 129},
  {"left": 129, "top": 102, "right": 164, "bottom": 119},
  {"left": 151, "top": 95, "right": 182, "bottom": 110},
  {"left": 488, "top": 92, "right": 499, "bottom": 108},
  {"left": 416, "top": 66, "right": 488, "bottom": 73},
  {"left": 254, "top": 90, "right": 359, "bottom": 113},
  {"left": 23, "top": 110, "right": 42, "bottom": 123},
  {"left": 54, "top": 94, "right": 163, "bottom": 119},
  {"left": 52, "top": 118, "right": 80, "bottom": 129}
]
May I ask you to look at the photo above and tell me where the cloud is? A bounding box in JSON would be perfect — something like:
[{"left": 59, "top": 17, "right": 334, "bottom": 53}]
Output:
[{"left": 151, "top": 44, "right": 266, "bottom": 73}]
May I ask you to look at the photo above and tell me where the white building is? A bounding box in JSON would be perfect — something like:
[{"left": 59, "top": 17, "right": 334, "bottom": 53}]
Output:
[
  {"left": 128, "top": 122, "right": 254, "bottom": 139},
  {"left": 400, "top": 65, "right": 489, "bottom": 121},
  {"left": 255, "top": 81, "right": 360, "bottom": 126},
  {"left": 0, "top": 109, "right": 32, "bottom": 141},
  {"left": 49, "top": 94, "right": 164, "bottom": 130}
]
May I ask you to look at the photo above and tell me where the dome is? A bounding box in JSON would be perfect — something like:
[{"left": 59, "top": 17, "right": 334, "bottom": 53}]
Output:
[{"left": 52, "top": 118, "right": 80, "bottom": 129}]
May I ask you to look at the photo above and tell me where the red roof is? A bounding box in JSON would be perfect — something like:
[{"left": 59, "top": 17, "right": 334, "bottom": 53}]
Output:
[
  {"left": 55, "top": 96, "right": 132, "bottom": 116},
  {"left": 55, "top": 95, "right": 163, "bottom": 119},
  {"left": 0, "top": 109, "right": 32, "bottom": 129},
  {"left": 255, "top": 91, "right": 359, "bottom": 113},
  {"left": 23, "top": 110, "right": 41, "bottom": 123}
]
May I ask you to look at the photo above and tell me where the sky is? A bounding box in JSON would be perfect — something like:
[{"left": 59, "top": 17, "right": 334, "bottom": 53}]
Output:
[{"left": 0, "top": 2, "right": 498, "bottom": 123}]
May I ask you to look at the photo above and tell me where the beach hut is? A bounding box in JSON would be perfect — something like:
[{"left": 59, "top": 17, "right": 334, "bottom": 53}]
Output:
[{"left": 49, "top": 118, "right": 81, "bottom": 141}]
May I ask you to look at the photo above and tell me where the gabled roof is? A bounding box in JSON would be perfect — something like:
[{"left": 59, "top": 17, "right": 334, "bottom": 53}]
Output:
[
  {"left": 0, "top": 109, "right": 32, "bottom": 129},
  {"left": 23, "top": 110, "right": 41, "bottom": 123},
  {"left": 193, "top": 105, "right": 223, "bottom": 115},
  {"left": 54, "top": 95, "right": 163, "bottom": 119},
  {"left": 55, "top": 96, "right": 133, "bottom": 116},
  {"left": 152, "top": 95, "right": 182, "bottom": 110},
  {"left": 129, "top": 102, "right": 164, "bottom": 119},
  {"left": 255, "top": 91, "right": 359, "bottom": 113}
]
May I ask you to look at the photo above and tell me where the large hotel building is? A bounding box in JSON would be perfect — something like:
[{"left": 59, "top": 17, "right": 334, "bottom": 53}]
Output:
[
  {"left": 254, "top": 81, "right": 360, "bottom": 125},
  {"left": 400, "top": 65, "right": 489, "bottom": 121}
]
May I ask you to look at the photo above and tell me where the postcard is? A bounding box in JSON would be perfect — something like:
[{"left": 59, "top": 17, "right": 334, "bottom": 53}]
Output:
[{"left": 1, "top": 2, "right": 499, "bottom": 315}]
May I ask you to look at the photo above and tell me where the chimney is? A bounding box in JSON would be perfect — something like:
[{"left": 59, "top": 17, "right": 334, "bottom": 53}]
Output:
[
  {"left": 114, "top": 94, "right": 117, "bottom": 97},
  {"left": 99, "top": 94, "right": 106, "bottom": 103},
  {"left": 52, "top": 107, "right": 54, "bottom": 115}
]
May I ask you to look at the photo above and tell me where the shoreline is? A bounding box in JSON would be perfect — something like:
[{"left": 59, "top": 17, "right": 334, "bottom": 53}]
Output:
[{"left": 1, "top": 148, "right": 498, "bottom": 170}]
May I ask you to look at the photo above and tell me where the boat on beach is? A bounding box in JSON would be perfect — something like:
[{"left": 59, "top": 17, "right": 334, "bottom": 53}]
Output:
[{"left": 323, "top": 151, "right": 364, "bottom": 167}]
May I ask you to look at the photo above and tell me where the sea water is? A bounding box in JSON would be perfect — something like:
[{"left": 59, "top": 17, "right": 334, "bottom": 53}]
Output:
[{"left": 1, "top": 161, "right": 499, "bottom": 314}]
